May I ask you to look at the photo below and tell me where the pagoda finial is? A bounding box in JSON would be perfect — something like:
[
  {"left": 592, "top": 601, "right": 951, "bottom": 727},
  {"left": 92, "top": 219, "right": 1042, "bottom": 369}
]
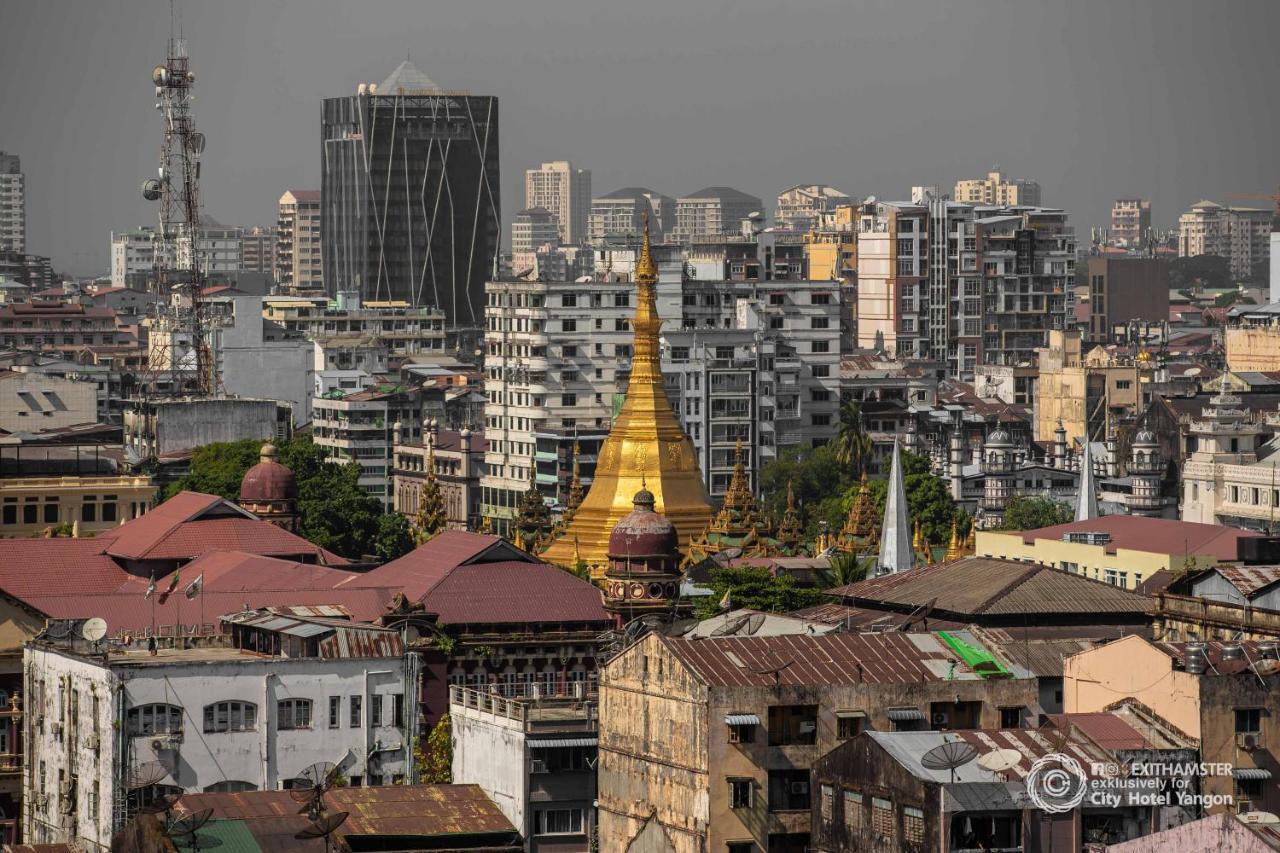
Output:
[
  {"left": 635, "top": 212, "right": 657, "bottom": 283},
  {"left": 944, "top": 518, "right": 962, "bottom": 561}
]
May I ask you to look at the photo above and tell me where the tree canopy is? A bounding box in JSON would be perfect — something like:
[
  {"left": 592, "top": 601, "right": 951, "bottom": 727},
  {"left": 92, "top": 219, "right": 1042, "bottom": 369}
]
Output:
[
  {"left": 693, "top": 566, "right": 827, "bottom": 620},
  {"left": 1000, "top": 495, "right": 1073, "bottom": 531},
  {"left": 857, "top": 450, "right": 964, "bottom": 545},
  {"left": 760, "top": 443, "right": 856, "bottom": 539},
  {"left": 163, "top": 436, "right": 412, "bottom": 561}
]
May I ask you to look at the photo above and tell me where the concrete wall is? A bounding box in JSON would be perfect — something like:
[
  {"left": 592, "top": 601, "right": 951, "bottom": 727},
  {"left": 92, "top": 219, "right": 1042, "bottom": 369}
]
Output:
[
  {"left": 217, "top": 296, "right": 314, "bottom": 426},
  {"left": 0, "top": 372, "right": 97, "bottom": 433},
  {"left": 975, "top": 530, "right": 1205, "bottom": 591},
  {"left": 1107, "top": 812, "right": 1277, "bottom": 853},
  {"left": 451, "top": 705, "right": 527, "bottom": 836},
  {"left": 1226, "top": 326, "right": 1280, "bottom": 373},
  {"left": 1063, "top": 635, "right": 1201, "bottom": 739},
  {"left": 154, "top": 398, "right": 279, "bottom": 456}
]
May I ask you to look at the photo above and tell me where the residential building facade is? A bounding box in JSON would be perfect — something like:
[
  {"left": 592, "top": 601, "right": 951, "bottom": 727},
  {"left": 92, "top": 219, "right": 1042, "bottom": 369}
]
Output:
[
  {"left": 109, "top": 228, "right": 156, "bottom": 290},
  {"left": 525, "top": 160, "right": 591, "bottom": 245},
  {"left": 1178, "top": 200, "right": 1271, "bottom": 279},
  {"left": 774, "top": 184, "right": 851, "bottom": 232},
  {"left": 953, "top": 168, "right": 1042, "bottom": 206},
  {"left": 0, "top": 152, "right": 24, "bottom": 254},
  {"left": 1111, "top": 198, "right": 1152, "bottom": 246},
  {"left": 276, "top": 189, "right": 323, "bottom": 294},
  {"left": 321, "top": 61, "right": 499, "bottom": 324},
  {"left": 313, "top": 385, "right": 423, "bottom": 508},
  {"left": 673, "top": 187, "right": 763, "bottom": 243},
  {"left": 238, "top": 226, "right": 275, "bottom": 278},
  {"left": 589, "top": 187, "right": 676, "bottom": 243}
]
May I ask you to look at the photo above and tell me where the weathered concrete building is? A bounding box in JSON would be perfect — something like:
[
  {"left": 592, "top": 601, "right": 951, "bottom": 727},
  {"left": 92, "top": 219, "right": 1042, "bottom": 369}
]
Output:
[
  {"left": 597, "top": 631, "right": 1040, "bottom": 853},
  {"left": 451, "top": 686, "right": 597, "bottom": 852}
]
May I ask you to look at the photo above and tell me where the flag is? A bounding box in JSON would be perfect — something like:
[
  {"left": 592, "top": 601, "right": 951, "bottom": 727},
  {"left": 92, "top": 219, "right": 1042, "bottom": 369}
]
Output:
[
  {"left": 718, "top": 589, "right": 732, "bottom": 612},
  {"left": 156, "top": 571, "right": 180, "bottom": 605},
  {"left": 184, "top": 573, "right": 203, "bottom": 600},
  {"left": 144, "top": 574, "right": 156, "bottom": 600}
]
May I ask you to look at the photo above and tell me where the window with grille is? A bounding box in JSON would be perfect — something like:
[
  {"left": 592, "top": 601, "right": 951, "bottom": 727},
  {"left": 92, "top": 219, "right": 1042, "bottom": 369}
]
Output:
[
  {"left": 843, "top": 789, "right": 863, "bottom": 829},
  {"left": 903, "top": 806, "right": 924, "bottom": 843},
  {"left": 203, "top": 701, "right": 256, "bottom": 733},
  {"left": 871, "top": 797, "right": 894, "bottom": 837},
  {"left": 535, "top": 808, "right": 583, "bottom": 834},
  {"left": 328, "top": 696, "right": 341, "bottom": 728},
  {"left": 277, "top": 699, "right": 312, "bottom": 730},
  {"left": 126, "top": 704, "right": 183, "bottom": 736},
  {"left": 729, "top": 778, "right": 752, "bottom": 809}
]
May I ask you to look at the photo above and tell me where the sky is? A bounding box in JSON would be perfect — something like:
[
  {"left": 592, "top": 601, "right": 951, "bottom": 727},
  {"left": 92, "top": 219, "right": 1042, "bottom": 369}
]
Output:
[{"left": 2, "top": 0, "right": 1278, "bottom": 276}]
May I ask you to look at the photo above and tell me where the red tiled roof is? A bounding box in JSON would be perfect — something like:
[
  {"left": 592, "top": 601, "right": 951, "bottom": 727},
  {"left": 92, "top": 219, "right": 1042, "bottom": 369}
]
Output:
[
  {"left": 662, "top": 631, "right": 974, "bottom": 688},
  {"left": 0, "top": 537, "right": 133, "bottom": 599},
  {"left": 351, "top": 531, "right": 531, "bottom": 597},
  {"left": 414, "top": 561, "right": 608, "bottom": 625},
  {"left": 1046, "top": 712, "right": 1150, "bottom": 751},
  {"left": 1019, "top": 515, "right": 1260, "bottom": 558}
]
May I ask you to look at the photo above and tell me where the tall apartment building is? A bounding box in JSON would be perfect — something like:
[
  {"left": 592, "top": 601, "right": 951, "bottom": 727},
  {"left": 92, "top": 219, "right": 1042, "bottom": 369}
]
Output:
[
  {"left": 1111, "top": 198, "right": 1152, "bottom": 247},
  {"left": 953, "top": 168, "right": 1042, "bottom": 207},
  {"left": 525, "top": 160, "right": 591, "bottom": 245},
  {"left": 110, "top": 227, "right": 157, "bottom": 289},
  {"left": 0, "top": 152, "right": 24, "bottom": 253},
  {"left": 775, "top": 184, "right": 851, "bottom": 231},
  {"left": 322, "top": 61, "right": 499, "bottom": 323},
  {"left": 1086, "top": 256, "right": 1169, "bottom": 341},
  {"left": 673, "top": 187, "right": 763, "bottom": 243},
  {"left": 1178, "top": 200, "right": 1271, "bottom": 279},
  {"left": 511, "top": 208, "right": 560, "bottom": 254},
  {"left": 480, "top": 272, "right": 841, "bottom": 519},
  {"left": 857, "top": 198, "right": 1073, "bottom": 378},
  {"left": 276, "top": 190, "right": 323, "bottom": 295},
  {"left": 589, "top": 187, "right": 676, "bottom": 242},
  {"left": 238, "top": 226, "right": 276, "bottom": 278},
  {"left": 313, "top": 385, "right": 423, "bottom": 508},
  {"left": 175, "top": 219, "right": 241, "bottom": 276}
]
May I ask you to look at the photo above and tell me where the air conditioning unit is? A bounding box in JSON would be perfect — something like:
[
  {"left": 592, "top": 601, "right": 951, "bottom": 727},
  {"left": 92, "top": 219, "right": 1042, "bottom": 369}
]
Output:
[
  {"left": 932, "top": 712, "right": 950, "bottom": 726},
  {"left": 790, "top": 781, "right": 809, "bottom": 795},
  {"left": 1237, "top": 733, "right": 1262, "bottom": 750},
  {"left": 85, "top": 734, "right": 100, "bottom": 751},
  {"left": 1236, "top": 799, "right": 1254, "bottom": 815},
  {"left": 531, "top": 759, "right": 548, "bottom": 774}
]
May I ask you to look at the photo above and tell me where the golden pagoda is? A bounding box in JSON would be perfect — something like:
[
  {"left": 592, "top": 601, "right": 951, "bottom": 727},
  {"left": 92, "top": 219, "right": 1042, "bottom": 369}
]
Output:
[{"left": 542, "top": 218, "right": 713, "bottom": 574}]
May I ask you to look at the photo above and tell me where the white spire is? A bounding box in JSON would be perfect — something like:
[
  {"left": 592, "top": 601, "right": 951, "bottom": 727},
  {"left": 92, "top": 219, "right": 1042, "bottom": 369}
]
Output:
[
  {"left": 1075, "top": 440, "right": 1099, "bottom": 522},
  {"left": 878, "top": 438, "right": 914, "bottom": 575}
]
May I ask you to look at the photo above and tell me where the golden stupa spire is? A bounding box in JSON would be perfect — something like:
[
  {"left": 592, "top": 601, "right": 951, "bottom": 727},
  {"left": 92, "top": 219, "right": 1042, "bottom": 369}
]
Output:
[
  {"left": 944, "top": 518, "right": 962, "bottom": 561},
  {"left": 542, "top": 215, "right": 713, "bottom": 574}
]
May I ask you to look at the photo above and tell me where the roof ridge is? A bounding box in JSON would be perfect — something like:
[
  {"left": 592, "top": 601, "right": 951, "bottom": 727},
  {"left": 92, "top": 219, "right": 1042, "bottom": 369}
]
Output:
[{"left": 970, "top": 562, "right": 1051, "bottom": 615}]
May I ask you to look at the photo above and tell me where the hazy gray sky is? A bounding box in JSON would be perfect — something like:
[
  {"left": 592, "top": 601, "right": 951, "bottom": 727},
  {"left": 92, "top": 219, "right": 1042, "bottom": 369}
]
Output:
[{"left": 2, "top": 0, "right": 1277, "bottom": 275}]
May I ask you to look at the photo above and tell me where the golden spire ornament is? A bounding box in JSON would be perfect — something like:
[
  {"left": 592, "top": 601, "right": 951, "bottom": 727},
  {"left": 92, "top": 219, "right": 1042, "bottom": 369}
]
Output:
[
  {"left": 542, "top": 214, "right": 712, "bottom": 574},
  {"left": 944, "top": 518, "right": 962, "bottom": 562}
]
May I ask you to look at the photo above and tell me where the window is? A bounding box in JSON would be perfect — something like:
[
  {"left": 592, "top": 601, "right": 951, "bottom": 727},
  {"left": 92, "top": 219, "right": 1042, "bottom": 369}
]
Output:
[
  {"left": 562, "top": 319, "right": 577, "bottom": 333},
  {"left": 127, "top": 704, "right": 183, "bottom": 736},
  {"left": 328, "top": 697, "right": 341, "bottom": 728},
  {"left": 727, "top": 721, "right": 754, "bottom": 744},
  {"left": 727, "top": 844, "right": 754, "bottom": 853},
  {"left": 277, "top": 699, "right": 312, "bottom": 730},
  {"left": 535, "top": 808, "right": 584, "bottom": 835},
  {"left": 350, "top": 696, "right": 362, "bottom": 728},
  {"left": 1236, "top": 708, "right": 1262, "bottom": 734},
  {"left": 903, "top": 806, "right": 925, "bottom": 844},
  {"left": 811, "top": 414, "right": 830, "bottom": 427},
  {"left": 837, "top": 712, "right": 865, "bottom": 740},
  {"left": 812, "top": 365, "right": 830, "bottom": 378},
  {"left": 768, "top": 705, "right": 818, "bottom": 745},
  {"left": 562, "top": 393, "right": 577, "bottom": 406},
  {"left": 393, "top": 694, "right": 405, "bottom": 728},
  {"left": 1000, "top": 707, "right": 1024, "bottom": 729},
  {"left": 1237, "top": 776, "right": 1265, "bottom": 799},
  {"left": 767, "top": 769, "right": 810, "bottom": 811},
  {"left": 843, "top": 789, "right": 863, "bottom": 830},
  {"left": 810, "top": 317, "right": 830, "bottom": 330},
  {"left": 203, "top": 701, "right": 256, "bottom": 733},
  {"left": 811, "top": 293, "right": 832, "bottom": 305},
  {"left": 205, "top": 780, "right": 256, "bottom": 793},
  {"left": 729, "top": 778, "right": 752, "bottom": 809},
  {"left": 811, "top": 340, "right": 830, "bottom": 353},
  {"left": 43, "top": 502, "right": 58, "bottom": 524},
  {"left": 562, "top": 294, "right": 577, "bottom": 307},
  {"left": 820, "top": 783, "right": 834, "bottom": 823},
  {"left": 871, "top": 797, "right": 895, "bottom": 837}
]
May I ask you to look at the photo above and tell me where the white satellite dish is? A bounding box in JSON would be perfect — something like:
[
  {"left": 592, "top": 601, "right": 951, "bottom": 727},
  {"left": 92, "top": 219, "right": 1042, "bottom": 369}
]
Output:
[
  {"left": 977, "top": 748, "right": 1022, "bottom": 773},
  {"left": 82, "top": 617, "right": 108, "bottom": 643},
  {"left": 1238, "top": 811, "right": 1280, "bottom": 825}
]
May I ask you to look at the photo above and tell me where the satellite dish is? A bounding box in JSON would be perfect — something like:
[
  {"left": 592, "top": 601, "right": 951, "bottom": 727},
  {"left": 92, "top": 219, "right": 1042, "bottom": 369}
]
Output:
[
  {"left": 977, "top": 748, "right": 1023, "bottom": 774},
  {"left": 1238, "top": 811, "right": 1280, "bottom": 825},
  {"left": 126, "top": 761, "right": 170, "bottom": 790},
  {"left": 82, "top": 617, "right": 108, "bottom": 643},
  {"left": 295, "top": 810, "right": 350, "bottom": 840},
  {"left": 921, "top": 740, "right": 978, "bottom": 782},
  {"left": 141, "top": 179, "right": 163, "bottom": 201},
  {"left": 188, "top": 132, "right": 206, "bottom": 154},
  {"left": 166, "top": 807, "right": 213, "bottom": 838}
]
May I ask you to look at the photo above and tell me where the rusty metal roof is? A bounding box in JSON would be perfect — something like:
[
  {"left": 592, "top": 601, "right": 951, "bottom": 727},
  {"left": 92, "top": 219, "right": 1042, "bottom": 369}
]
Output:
[
  {"left": 1210, "top": 564, "right": 1280, "bottom": 599},
  {"left": 224, "top": 608, "right": 403, "bottom": 658},
  {"left": 175, "top": 784, "right": 518, "bottom": 845}
]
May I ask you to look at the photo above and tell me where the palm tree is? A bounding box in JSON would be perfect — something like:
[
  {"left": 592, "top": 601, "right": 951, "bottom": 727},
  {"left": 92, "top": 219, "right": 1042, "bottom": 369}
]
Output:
[
  {"left": 823, "top": 550, "right": 871, "bottom": 589},
  {"left": 834, "top": 401, "right": 874, "bottom": 477}
]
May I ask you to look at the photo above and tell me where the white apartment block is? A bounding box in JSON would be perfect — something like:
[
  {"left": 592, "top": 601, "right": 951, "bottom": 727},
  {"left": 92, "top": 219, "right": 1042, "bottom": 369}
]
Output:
[
  {"left": 525, "top": 161, "right": 591, "bottom": 245},
  {"left": 1178, "top": 200, "right": 1271, "bottom": 280},
  {"left": 109, "top": 228, "right": 157, "bottom": 289},
  {"left": 511, "top": 207, "right": 561, "bottom": 270},
  {"left": 277, "top": 190, "right": 323, "bottom": 294},
  {"left": 589, "top": 188, "right": 676, "bottom": 243},
  {"left": 24, "top": 613, "right": 414, "bottom": 850},
  {"left": 1111, "top": 198, "right": 1151, "bottom": 247},
  {"left": 264, "top": 291, "right": 448, "bottom": 356},
  {"left": 313, "top": 385, "right": 422, "bottom": 507},
  {"left": 673, "top": 187, "right": 763, "bottom": 243},
  {"left": 953, "top": 169, "right": 1042, "bottom": 207},
  {"left": 857, "top": 197, "right": 1073, "bottom": 378},
  {"left": 0, "top": 152, "right": 25, "bottom": 253},
  {"left": 775, "top": 184, "right": 851, "bottom": 231}
]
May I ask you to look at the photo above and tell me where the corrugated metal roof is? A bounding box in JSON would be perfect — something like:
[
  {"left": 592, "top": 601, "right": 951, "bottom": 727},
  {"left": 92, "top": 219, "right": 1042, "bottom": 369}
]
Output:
[
  {"left": 1234, "top": 768, "right": 1272, "bottom": 780},
  {"left": 887, "top": 708, "right": 926, "bottom": 721},
  {"left": 870, "top": 728, "right": 1114, "bottom": 785},
  {"left": 986, "top": 637, "right": 1096, "bottom": 677},
  {"left": 1212, "top": 565, "right": 1280, "bottom": 598},
  {"left": 725, "top": 714, "right": 760, "bottom": 725},
  {"left": 1046, "top": 713, "right": 1149, "bottom": 751},
  {"left": 530, "top": 737, "right": 598, "bottom": 748}
]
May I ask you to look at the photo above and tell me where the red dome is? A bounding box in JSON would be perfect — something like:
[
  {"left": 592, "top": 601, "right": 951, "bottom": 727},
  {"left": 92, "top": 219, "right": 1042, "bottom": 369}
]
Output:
[
  {"left": 608, "top": 489, "right": 678, "bottom": 559},
  {"left": 240, "top": 444, "right": 298, "bottom": 502}
]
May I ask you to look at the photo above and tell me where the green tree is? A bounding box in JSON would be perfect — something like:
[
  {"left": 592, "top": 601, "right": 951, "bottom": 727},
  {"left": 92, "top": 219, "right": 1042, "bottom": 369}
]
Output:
[
  {"left": 760, "top": 444, "right": 855, "bottom": 538},
  {"left": 833, "top": 401, "right": 874, "bottom": 477},
  {"left": 860, "top": 450, "right": 959, "bottom": 545},
  {"left": 1000, "top": 495, "right": 1073, "bottom": 531},
  {"left": 375, "top": 513, "right": 415, "bottom": 561},
  {"left": 824, "top": 550, "right": 870, "bottom": 589},
  {"left": 164, "top": 437, "right": 264, "bottom": 501},
  {"left": 418, "top": 713, "right": 453, "bottom": 783},
  {"left": 693, "top": 566, "right": 827, "bottom": 620},
  {"left": 1168, "top": 254, "right": 1232, "bottom": 292}
]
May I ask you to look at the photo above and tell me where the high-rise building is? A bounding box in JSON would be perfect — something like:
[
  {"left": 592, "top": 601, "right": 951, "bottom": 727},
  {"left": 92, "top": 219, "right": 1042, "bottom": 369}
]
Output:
[
  {"left": 857, "top": 197, "right": 1074, "bottom": 378},
  {"left": 510, "top": 207, "right": 560, "bottom": 254},
  {"left": 0, "top": 152, "right": 25, "bottom": 253},
  {"left": 525, "top": 160, "right": 590, "bottom": 245},
  {"left": 1178, "top": 200, "right": 1271, "bottom": 280},
  {"left": 1111, "top": 198, "right": 1152, "bottom": 247},
  {"left": 239, "top": 226, "right": 276, "bottom": 277},
  {"left": 1086, "top": 256, "right": 1169, "bottom": 341},
  {"left": 588, "top": 187, "right": 675, "bottom": 243},
  {"left": 322, "top": 61, "right": 499, "bottom": 325},
  {"left": 276, "top": 190, "right": 322, "bottom": 294},
  {"left": 775, "top": 184, "right": 851, "bottom": 231},
  {"left": 673, "top": 187, "right": 763, "bottom": 242},
  {"left": 110, "top": 227, "right": 157, "bottom": 289},
  {"left": 953, "top": 168, "right": 1042, "bottom": 207}
]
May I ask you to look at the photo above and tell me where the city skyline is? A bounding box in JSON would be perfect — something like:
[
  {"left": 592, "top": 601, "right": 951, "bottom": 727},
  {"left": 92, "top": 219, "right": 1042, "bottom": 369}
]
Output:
[{"left": 0, "top": 0, "right": 1276, "bottom": 276}]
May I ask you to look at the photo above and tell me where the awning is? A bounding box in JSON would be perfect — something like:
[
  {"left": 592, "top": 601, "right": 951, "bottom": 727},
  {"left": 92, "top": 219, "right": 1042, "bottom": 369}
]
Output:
[
  {"left": 1233, "top": 768, "right": 1273, "bottom": 781},
  {"left": 887, "top": 708, "right": 926, "bottom": 722},
  {"left": 836, "top": 711, "right": 867, "bottom": 719},
  {"left": 530, "top": 737, "right": 598, "bottom": 749},
  {"left": 725, "top": 714, "right": 760, "bottom": 726}
]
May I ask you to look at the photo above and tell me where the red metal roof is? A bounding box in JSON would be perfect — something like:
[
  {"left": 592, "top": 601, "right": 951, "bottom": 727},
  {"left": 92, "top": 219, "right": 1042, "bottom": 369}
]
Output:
[
  {"left": 0, "top": 536, "right": 134, "bottom": 598},
  {"left": 1018, "top": 515, "right": 1259, "bottom": 558},
  {"left": 350, "top": 531, "right": 534, "bottom": 597},
  {"left": 1046, "top": 712, "right": 1151, "bottom": 751},
  {"left": 1211, "top": 564, "right": 1280, "bottom": 598},
  {"left": 662, "top": 631, "right": 976, "bottom": 688}
]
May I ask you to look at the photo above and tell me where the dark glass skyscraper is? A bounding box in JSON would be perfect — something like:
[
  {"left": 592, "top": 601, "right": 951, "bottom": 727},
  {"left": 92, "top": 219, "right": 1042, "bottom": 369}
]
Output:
[{"left": 322, "top": 61, "right": 499, "bottom": 327}]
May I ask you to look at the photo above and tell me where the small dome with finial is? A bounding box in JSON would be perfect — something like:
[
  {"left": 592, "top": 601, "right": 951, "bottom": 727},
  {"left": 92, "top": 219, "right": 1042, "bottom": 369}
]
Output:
[
  {"left": 608, "top": 486, "right": 676, "bottom": 559},
  {"left": 240, "top": 441, "right": 297, "bottom": 502}
]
